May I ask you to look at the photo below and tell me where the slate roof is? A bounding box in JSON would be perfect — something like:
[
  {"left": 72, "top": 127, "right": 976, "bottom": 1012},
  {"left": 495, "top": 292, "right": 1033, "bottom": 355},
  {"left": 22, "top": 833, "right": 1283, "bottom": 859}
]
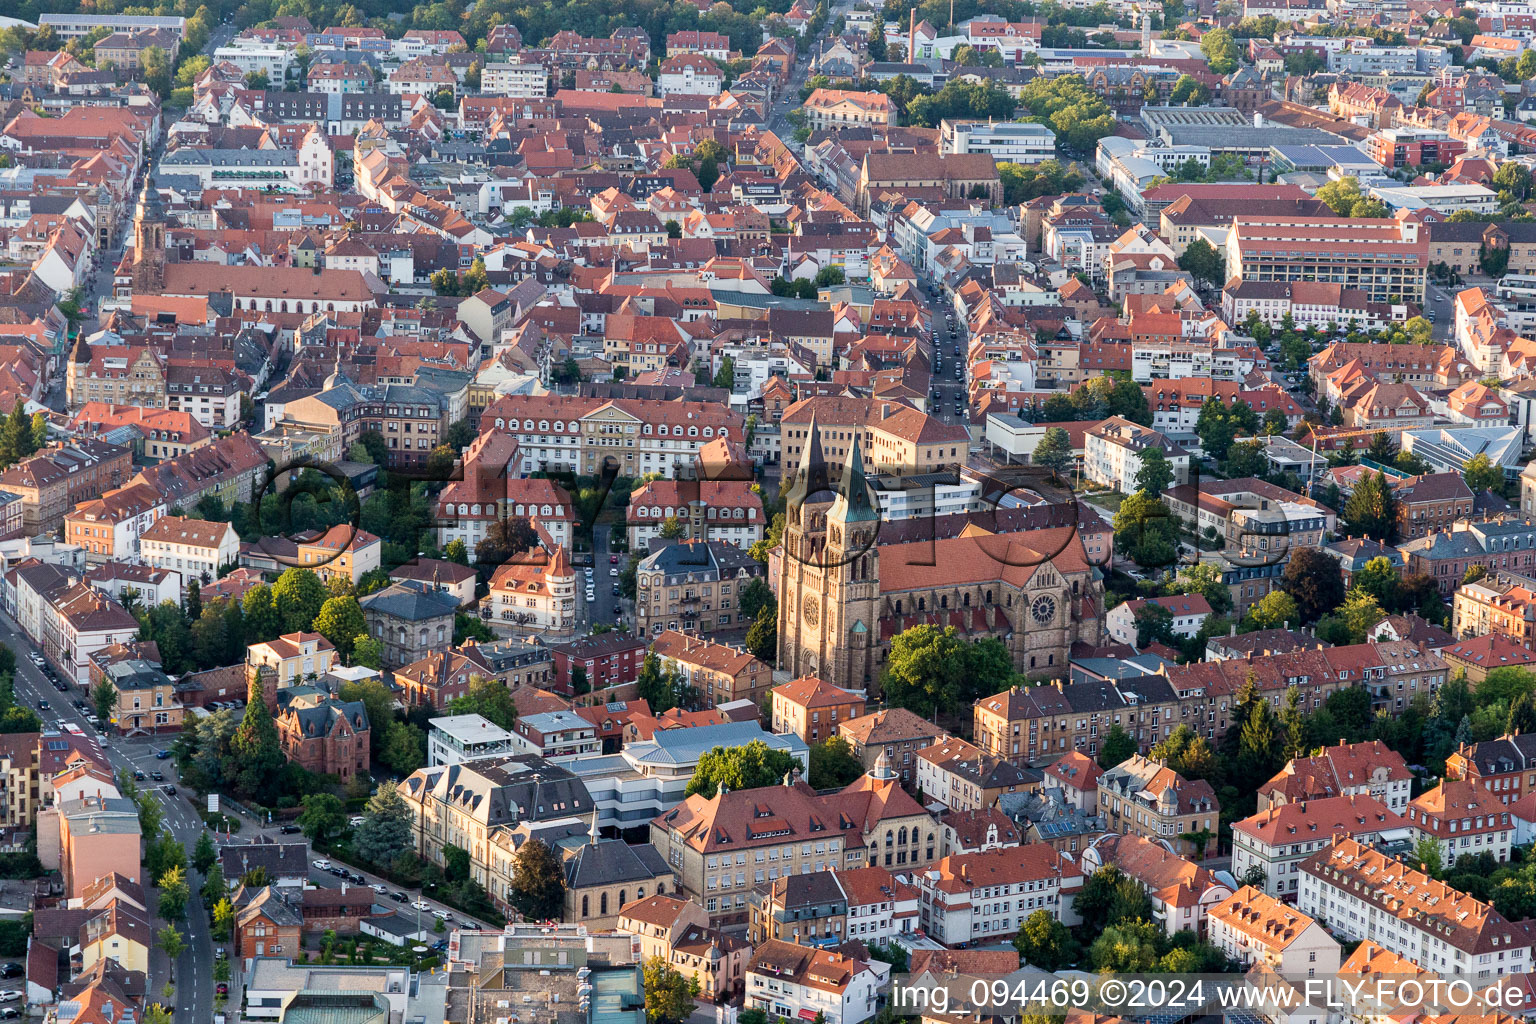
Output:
[
  {"left": 562, "top": 838, "right": 671, "bottom": 889},
  {"left": 360, "top": 581, "right": 460, "bottom": 622}
]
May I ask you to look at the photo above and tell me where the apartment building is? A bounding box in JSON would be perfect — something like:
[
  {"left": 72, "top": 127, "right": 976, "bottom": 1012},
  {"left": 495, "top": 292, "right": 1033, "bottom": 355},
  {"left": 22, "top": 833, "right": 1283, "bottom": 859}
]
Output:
[
  {"left": 1083, "top": 416, "right": 1191, "bottom": 493},
  {"left": 648, "top": 757, "right": 933, "bottom": 925},
  {"left": 1208, "top": 886, "right": 1341, "bottom": 974},
  {"left": 1298, "top": 837, "right": 1531, "bottom": 981},
  {"left": 64, "top": 483, "right": 166, "bottom": 565},
  {"left": 427, "top": 714, "right": 517, "bottom": 766},
  {"left": 801, "top": 89, "right": 896, "bottom": 130},
  {"left": 635, "top": 541, "right": 764, "bottom": 638},
  {"left": 1446, "top": 732, "right": 1536, "bottom": 804},
  {"left": 838, "top": 708, "right": 947, "bottom": 786},
  {"left": 1080, "top": 833, "right": 1231, "bottom": 937},
  {"left": 1098, "top": 754, "right": 1220, "bottom": 859},
  {"left": 1454, "top": 574, "right": 1536, "bottom": 647},
  {"left": 913, "top": 737, "right": 1032, "bottom": 813},
  {"left": 915, "top": 844, "right": 1084, "bottom": 946},
  {"left": 652, "top": 630, "right": 773, "bottom": 711},
  {"left": 1258, "top": 739, "right": 1413, "bottom": 813},
  {"left": 246, "top": 633, "right": 338, "bottom": 689},
  {"left": 618, "top": 895, "right": 746, "bottom": 1001},
  {"left": 1394, "top": 472, "right": 1476, "bottom": 540},
  {"left": 1227, "top": 214, "right": 1429, "bottom": 304},
  {"left": 511, "top": 710, "right": 599, "bottom": 759},
  {"left": 482, "top": 62, "right": 548, "bottom": 97},
  {"left": 1231, "top": 794, "right": 1410, "bottom": 899},
  {"left": 771, "top": 675, "right": 867, "bottom": 744},
  {"left": 627, "top": 479, "right": 764, "bottom": 551},
  {"left": 138, "top": 516, "right": 239, "bottom": 590},
  {"left": 747, "top": 872, "right": 847, "bottom": 947},
  {"left": 745, "top": 940, "right": 883, "bottom": 1024},
  {"left": 1407, "top": 779, "right": 1514, "bottom": 868},
  {"left": 834, "top": 865, "right": 919, "bottom": 945},
  {"left": 972, "top": 676, "right": 1180, "bottom": 767}
]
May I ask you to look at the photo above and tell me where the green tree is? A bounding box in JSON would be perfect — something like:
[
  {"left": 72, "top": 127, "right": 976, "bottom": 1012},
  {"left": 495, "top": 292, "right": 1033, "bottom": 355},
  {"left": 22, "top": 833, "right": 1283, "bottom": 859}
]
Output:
[
  {"left": 658, "top": 516, "right": 687, "bottom": 540},
  {"left": 1247, "top": 590, "right": 1299, "bottom": 630},
  {"left": 1177, "top": 237, "right": 1225, "bottom": 286},
  {"left": 1135, "top": 446, "right": 1174, "bottom": 496},
  {"left": 352, "top": 635, "right": 383, "bottom": 670},
  {"left": 1414, "top": 836, "right": 1444, "bottom": 876},
  {"left": 713, "top": 355, "right": 735, "bottom": 389},
  {"left": 353, "top": 782, "right": 414, "bottom": 866},
  {"left": 1013, "top": 908, "right": 1080, "bottom": 970},
  {"left": 643, "top": 956, "right": 700, "bottom": 1024},
  {"left": 313, "top": 596, "right": 367, "bottom": 661},
  {"left": 1150, "top": 724, "right": 1218, "bottom": 780},
  {"left": 1353, "top": 556, "right": 1400, "bottom": 610},
  {"left": 1199, "top": 27, "right": 1240, "bottom": 73},
  {"left": 1281, "top": 547, "right": 1346, "bottom": 623},
  {"left": 232, "top": 680, "right": 283, "bottom": 797},
  {"left": 808, "top": 736, "right": 864, "bottom": 789},
  {"left": 1090, "top": 919, "right": 1163, "bottom": 973},
  {"left": 444, "top": 676, "right": 519, "bottom": 729},
  {"left": 745, "top": 606, "right": 777, "bottom": 665},
  {"left": 92, "top": 679, "right": 116, "bottom": 724},
  {"left": 380, "top": 720, "right": 424, "bottom": 776},
  {"left": 1113, "top": 490, "right": 1178, "bottom": 569},
  {"left": 272, "top": 568, "right": 327, "bottom": 635},
  {"left": 157, "top": 864, "right": 190, "bottom": 922},
  {"left": 1031, "top": 426, "right": 1073, "bottom": 475},
  {"left": 1075, "top": 866, "right": 1153, "bottom": 935},
  {"left": 882, "top": 624, "right": 969, "bottom": 717},
  {"left": 193, "top": 831, "right": 218, "bottom": 874},
  {"left": 241, "top": 584, "right": 281, "bottom": 642},
  {"left": 1464, "top": 453, "right": 1505, "bottom": 495},
  {"left": 1343, "top": 471, "right": 1400, "bottom": 542},
  {"left": 687, "top": 740, "right": 799, "bottom": 797},
  {"left": 508, "top": 838, "right": 566, "bottom": 922},
  {"left": 156, "top": 925, "right": 185, "bottom": 976},
  {"left": 739, "top": 577, "right": 775, "bottom": 621},
  {"left": 297, "top": 792, "right": 347, "bottom": 844},
  {"left": 1097, "top": 725, "right": 1137, "bottom": 768}
]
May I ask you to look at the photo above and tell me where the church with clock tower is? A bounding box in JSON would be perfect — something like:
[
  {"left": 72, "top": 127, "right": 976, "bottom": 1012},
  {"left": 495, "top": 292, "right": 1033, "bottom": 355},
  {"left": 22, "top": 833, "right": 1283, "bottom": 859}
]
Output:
[{"left": 776, "top": 418, "right": 1107, "bottom": 694}]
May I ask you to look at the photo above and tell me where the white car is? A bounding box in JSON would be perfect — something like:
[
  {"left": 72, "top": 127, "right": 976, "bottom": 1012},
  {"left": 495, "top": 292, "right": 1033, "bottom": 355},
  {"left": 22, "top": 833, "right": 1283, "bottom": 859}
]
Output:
[
  {"left": 313, "top": 859, "right": 331, "bottom": 870},
  {"left": 372, "top": 884, "right": 388, "bottom": 895},
  {"left": 433, "top": 909, "right": 450, "bottom": 920},
  {"left": 0, "top": 992, "right": 19, "bottom": 1003},
  {"left": 609, "top": 568, "right": 619, "bottom": 577},
  {"left": 412, "top": 900, "right": 431, "bottom": 912}
]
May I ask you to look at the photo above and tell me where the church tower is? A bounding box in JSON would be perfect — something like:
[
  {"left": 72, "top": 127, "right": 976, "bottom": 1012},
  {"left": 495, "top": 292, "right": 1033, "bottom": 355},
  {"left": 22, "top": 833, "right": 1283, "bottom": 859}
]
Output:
[
  {"left": 777, "top": 420, "right": 880, "bottom": 691},
  {"left": 131, "top": 177, "right": 166, "bottom": 294}
]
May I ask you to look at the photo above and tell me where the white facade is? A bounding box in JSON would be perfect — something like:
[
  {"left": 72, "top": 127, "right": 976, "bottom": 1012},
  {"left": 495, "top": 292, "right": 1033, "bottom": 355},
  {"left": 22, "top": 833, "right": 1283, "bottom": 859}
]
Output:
[
  {"left": 1083, "top": 427, "right": 1190, "bottom": 494},
  {"left": 212, "top": 45, "right": 292, "bottom": 80},
  {"left": 938, "top": 120, "right": 1056, "bottom": 163},
  {"left": 482, "top": 63, "right": 549, "bottom": 98},
  {"left": 745, "top": 953, "right": 884, "bottom": 1024},
  {"left": 427, "top": 714, "right": 517, "bottom": 766},
  {"left": 139, "top": 522, "right": 239, "bottom": 590},
  {"left": 1208, "top": 887, "right": 1341, "bottom": 975}
]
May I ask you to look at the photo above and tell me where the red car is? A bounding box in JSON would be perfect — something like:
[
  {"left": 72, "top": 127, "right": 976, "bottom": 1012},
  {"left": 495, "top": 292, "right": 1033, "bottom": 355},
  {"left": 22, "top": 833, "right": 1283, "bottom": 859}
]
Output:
[{"left": 610, "top": 554, "right": 619, "bottom": 564}]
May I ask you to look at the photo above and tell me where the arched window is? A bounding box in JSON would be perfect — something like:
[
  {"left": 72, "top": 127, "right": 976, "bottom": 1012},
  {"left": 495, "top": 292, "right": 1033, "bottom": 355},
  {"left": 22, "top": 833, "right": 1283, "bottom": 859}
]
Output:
[
  {"left": 885, "top": 829, "right": 894, "bottom": 847},
  {"left": 963, "top": 593, "right": 970, "bottom": 607},
  {"left": 582, "top": 895, "right": 589, "bottom": 917},
  {"left": 600, "top": 892, "right": 608, "bottom": 915},
  {"left": 619, "top": 889, "right": 627, "bottom": 907},
  {"left": 898, "top": 826, "right": 908, "bottom": 844},
  {"left": 940, "top": 596, "right": 948, "bottom": 609},
  {"left": 918, "top": 598, "right": 925, "bottom": 610},
  {"left": 894, "top": 601, "right": 902, "bottom": 614}
]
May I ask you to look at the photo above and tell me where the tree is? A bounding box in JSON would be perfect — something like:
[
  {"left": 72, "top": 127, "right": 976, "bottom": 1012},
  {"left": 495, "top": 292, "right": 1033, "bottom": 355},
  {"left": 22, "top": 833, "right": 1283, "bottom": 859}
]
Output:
[
  {"left": 808, "top": 736, "right": 864, "bottom": 789},
  {"left": 882, "top": 624, "right": 970, "bottom": 717},
  {"left": 738, "top": 577, "right": 775, "bottom": 621},
  {"left": 1113, "top": 490, "right": 1179, "bottom": 569},
  {"left": 352, "top": 635, "right": 384, "bottom": 670},
  {"left": 444, "top": 676, "right": 518, "bottom": 729},
  {"left": 1414, "top": 836, "right": 1444, "bottom": 876},
  {"left": 1199, "top": 27, "right": 1240, "bottom": 73},
  {"left": 746, "top": 605, "right": 777, "bottom": 666},
  {"left": 157, "top": 925, "right": 185, "bottom": 975},
  {"left": 1031, "top": 426, "right": 1073, "bottom": 476},
  {"left": 1150, "top": 724, "right": 1218, "bottom": 780},
  {"left": 1353, "top": 556, "right": 1400, "bottom": 610},
  {"left": 508, "top": 838, "right": 566, "bottom": 922},
  {"left": 1075, "top": 866, "right": 1153, "bottom": 935},
  {"left": 297, "top": 792, "right": 347, "bottom": 844},
  {"left": 1135, "top": 446, "right": 1174, "bottom": 496},
  {"left": 1178, "top": 237, "right": 1225, "bottom": 287},
  {"left": 1343, "top": 471, "right": 1399, "bottom": 542},
  {"left": 444, "top": 539, "right": 468, "bottom": 565},
  {"left": 1342, "top": 591, "right": 1388, "bottom": 643},
  {"left": 91, "top": 679, "right": 116, "bottom": 724},
  {"left": 1097, "top": 725, "right": 1137, "bottom": 768},
  {"left": 353, "top": 782, "right": 414, "bottom": 866},
  {"left": 242, "top": 584, "right": 281, "bottom": 642},
  {"left": 867, "top": 21, "right": 886, "bottom": 61},
  {"left": 1281, "top": 547, "right": 1346, "bottom": 624},
  {"left": 687, "top": 740, "right": 799, "bottom": 797},
  {"left": 1247, "top": 590, "right": 1299, "bottom": 630},
  {"left": 144, "top": 1007, "right": 173, "bottom": 1024},
  {"left": 157, "top": 864, "right": 190, "bottom": 922},
  {"left": 1013, "top": 907, "right": 1079, "bottom": 970},
  {"left": 193, "top": 831, "right": 218, "bottom": 875},
  {"left": 272, "top": 568, "right": 327, "bottom": 635},
  {"left": 713, "top": 355, "right": 735, "bottom": 389},
  {"left": 381, "top": 720, "right": 425, "bottom": 776},
  {"left": 232, "top": 681, "right": 284, "bottom": 797},
  {"left": 658, "top": 516, "right": 687, "bottom": 540},
  {"left": 1090, "top": 919, "right": 1164, "bottom": 973},
  {"left": 1495, "top": 161, "right": 1532, "bottom": 201},
  {"left": 1464, "top": 453, "right": 1505, "bottom": 495},
  {"left": 1169, "top": 73, "right": 1211, "bottom": 105},
  {"left": 313, "top": 596, "right": 368, "bottom": 661},
  {"left": 476, "top": 516, "right": 540, "bottom": 565}
]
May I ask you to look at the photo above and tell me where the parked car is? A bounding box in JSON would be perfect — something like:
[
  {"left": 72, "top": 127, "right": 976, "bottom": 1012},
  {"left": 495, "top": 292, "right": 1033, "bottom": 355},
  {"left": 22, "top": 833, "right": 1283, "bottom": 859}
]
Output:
[
  {"left": 133, "top": 769, "right": 146, "bottom": 781},
  {"left": 412, "top": 900, "right": 431, "bottom": 912},
  {"left": 279, "top": 824, "right": 301, "bottom": 835},
  {"left": 0, "top": 1005, "right": 20, "bottom": 1018},
  {"left": 216, "top": 983, "right": 229, "bottom": 997},
  {"left": 313, "top": 859, "right": 331, "bottom": 870},
  {"left": 0, "top": 991, "right": 23, "bottom": 1002},
  {"left": 150, "top": 771, "right": 164, "bottom": 782},
  {"left": 372, "top": 884, "right": 388, "bottom": 895},
  {"left": 610, "top": 554, "right": 619, "bottom": 564},
  {"left": 349, "top": 816, "right": 364, "bottom": 827},
  {"left": 0, "top": 964, "right": 22, "bottom": 979}
]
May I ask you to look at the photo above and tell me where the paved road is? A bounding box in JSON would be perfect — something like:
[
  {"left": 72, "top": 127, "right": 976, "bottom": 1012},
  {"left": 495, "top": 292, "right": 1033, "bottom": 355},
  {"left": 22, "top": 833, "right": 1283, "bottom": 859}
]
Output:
[
  {"left": 930, "top": 301, "right": 969, "bottom": 425},
  {"left": 1425, "top": 282, "right": 1455, "bottom": 343},
  {"left": 0, "top": 620, "right": 214, "bottom": 1024}
]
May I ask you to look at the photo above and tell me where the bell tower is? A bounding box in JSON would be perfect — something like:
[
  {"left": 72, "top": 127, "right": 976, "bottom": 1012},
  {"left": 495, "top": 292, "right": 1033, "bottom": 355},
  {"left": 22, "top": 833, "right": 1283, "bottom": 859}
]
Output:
[
  {"left": 131, "top": 177, "right": 166, "bottom": 294},
  {"left": 822, "top": 433, "right": 880, "bottom": 690},
  {"left": 778, "top": 413, "right": 832, "bottom": 683}
]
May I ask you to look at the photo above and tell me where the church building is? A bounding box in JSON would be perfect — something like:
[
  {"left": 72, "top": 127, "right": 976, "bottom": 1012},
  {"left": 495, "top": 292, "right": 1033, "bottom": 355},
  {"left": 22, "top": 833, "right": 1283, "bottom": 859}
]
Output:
[{"left": 776, "top": 417, "right": 1105, "bottom": 693}]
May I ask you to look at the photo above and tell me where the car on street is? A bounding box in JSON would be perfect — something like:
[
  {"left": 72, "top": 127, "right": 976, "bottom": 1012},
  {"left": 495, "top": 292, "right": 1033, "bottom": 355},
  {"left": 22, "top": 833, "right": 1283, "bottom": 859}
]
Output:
[
  {"left": 163, "top": 785, "right": 176, "bottom": 796},
  {"left": 155, "top": 749, "right": 171, "bottom": 759},
  {"left": 390, "top": 891, "right": 409, "bottom": 903},
  {"left": 36, "top": 700, "right": 47, "bottom": 711},
  {"left": 433, "top": 909, "right": 450, "bottom": 920},
  {"left": 372, "top": 884, "right": 388, "bottom": 895},
  {"left": 610, "top": 554, "right": 619, "bottom": 564},
  {"left": 279, "top": 824, "right": 301, "bottom": 834},
  {"left": 0, "top": 1005, "right": 19, "bottom": 1018},
  {"left": 133, "top": 769, "right": 146, "bottom": 780},
  {"left": 150, "top": 771, "right": 164, "bottom": 782},
  {"left": 0, "top": 964, "right": 21, "bottom": 979},
  {"left": 413, "top": 900, "right": 431, "bottom": 911},
  {"left": 609, "top": 568, "right": 619, "bottom": 577},
  {"left": 216, "top": 983, "right": 229, "bottom": 997},
  {"left": 0, "top": 991, "right": 22, "bottom": 1002},
  {"left": 52, "top": 680, "right": 66, "bottom": 692},
  {"left": 313, "top": 859, "right": 331, "bottom": 870}
]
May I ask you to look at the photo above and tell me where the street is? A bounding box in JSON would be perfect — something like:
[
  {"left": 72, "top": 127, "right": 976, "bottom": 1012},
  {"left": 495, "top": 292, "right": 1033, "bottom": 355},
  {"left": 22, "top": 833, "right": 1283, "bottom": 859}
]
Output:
[
  {"left": 931, "top": 300, "right": 969, "bottom": 424},
  {"left": 1425, "top": 281, "right": 1455, "bottom": 342}
]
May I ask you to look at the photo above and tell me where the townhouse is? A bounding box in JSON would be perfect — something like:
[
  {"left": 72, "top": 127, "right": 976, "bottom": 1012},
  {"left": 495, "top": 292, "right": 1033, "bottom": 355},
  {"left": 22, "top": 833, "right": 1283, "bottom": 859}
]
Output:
[
  {"left": 618, "top": 895, "right": 746, "bottom": 1001},
  {"left": 1080, "top": 833, "right": 1232, "bottom": 937},
  {"left": 63, "top": 483, "right": 166, "bottom": 566},
  {"left": 1298, "top": 837, "right": 1531, "bottom": 981},
  {"left": 651, "top": 630, "right": 773, "bottom": 711},
  {"left": 1258, "top": 740, "right": 1413, "bottom": 813},
  {"left": 1446, "top": 732, "right": 1536, "bottom": 803},
  {"left": 745, "top": 940, "right": 883, "bottom": 1024},
  {"left": 770, "top": 675, "right": 867, "bottom": 745},
  {"left": 137, "top": 516, "right": 239, "bottom": 590},
  {"left": 914, "top": 737, "right": 1032, "bottom": 813}
]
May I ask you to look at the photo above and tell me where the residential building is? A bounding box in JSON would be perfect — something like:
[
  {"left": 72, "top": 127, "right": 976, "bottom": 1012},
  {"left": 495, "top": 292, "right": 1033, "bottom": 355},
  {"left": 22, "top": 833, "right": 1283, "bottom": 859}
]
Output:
[
  {"left": 635, "top": 540, "right": 764, "bottom": 638},
  {"left": 58, "top": 796, "right": 140, "bottom": 899},
  {"left": 394, "top": 648, "right": 495, "bottom": 709},
  {"left": 1298, "top": 837, "right": 1531, "bottom": 981},
  {"left": 915, "top": 844, "right": 1084, "bottom": 946},
  {"left": 274, "top": 698, "right": 370, "bottom": 781},
  {"left": 1258, "top": 740, "right": 1413, "bottom": 813},
  {"left": 1105, "top": 594, "right": 1212, "bottom": 646},
  {"left": 1231, "top": 794, "right": 1410, "bottom": 899},
  {"left": 547, "top": 632, "right": 647, "bottom": 698},
  {"left": 1098, "top": 754, "right": 1220, "bottom": 859},
  {"left": 914, "top": 737, "right": 1031, "bottom": 813},
  {"left": 360, "top": 581, "right": 459, "bottom": 668},
  {"left": 1407, "top": 779, "right": 1514, "bottom": 867},
  {"left": 511, "top": 710, "right": 600, "bottom": 759},
  {"left": 971, "top": 676, "right": 1180, "bottom": 767},
  {"left": 1454, "top": 574, "right": 1536, "bottom": 648},
  {"left": 627, "top": 479, "right": 764, "bottom": 551},
  {"left": 801, "top": 89, "right": 896, "bottom": 131},
  {"left": 834, "top": 865, "right": 919, "bottom": 945},
  {"left": 63, "top": 483, "right": 166, "bottom": 565},
  {"left": 647, "top": 753, "right": 934, "bottom": 925},
  {"left": 101, "top": 659, "right": 182, "bottom": 736},
  {"left": 619, "top": 895, "right": 748, "bottom": 1001},
  {"left": 138, "top": 517, "right": 238, "bottom": 590},
  {"left": 1083, "top": 416, "right": 1190, "bottom": 493},
  {"left": 651, "top": 630, "right": 773, "bottom": 710},
  {"left": 745, "top": 940, "right": 884, "bottom": 1024},
  {"left": 771, "top": 675, "right": 866, "bottom": 744},
  {"left": 246, "top": 633, "right": 337, "bottom": 690},
  {"left": 838, "top": 708, "right": 946, "bottom": 786},
  {"left": 1394, "top": 472, "right": 1476, "bottom": 540},
  {"left": 1446, "top": 732, "right": 1536, "bottom": 803},
  {"left": 747, "top": 872, "right": 847, "bottom": 947},
  {"left": 1208, "top": 886, "right": 1341, "bottom": 974},
  {"left": 1227, "top": 214, "right": 1429, "bottom": 305},
  {"left": 1081, "top": 833, "right": 1232, "bottom": 937},
  {"left": 427, "top": 714, "right": 517, "bottom": 766},
  {"left": 938, "top": 120, "right": 1055, "bottom": 163}
]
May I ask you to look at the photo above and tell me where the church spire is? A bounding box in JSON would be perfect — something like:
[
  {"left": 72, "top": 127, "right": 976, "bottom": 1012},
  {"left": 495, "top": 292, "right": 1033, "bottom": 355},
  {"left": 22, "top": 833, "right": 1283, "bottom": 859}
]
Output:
[
  {"left": 786, "top": 410, "right": 833, "bottom": 519},
  {"left": 830, "top": 432, "right": 877, "bottom": 525}
]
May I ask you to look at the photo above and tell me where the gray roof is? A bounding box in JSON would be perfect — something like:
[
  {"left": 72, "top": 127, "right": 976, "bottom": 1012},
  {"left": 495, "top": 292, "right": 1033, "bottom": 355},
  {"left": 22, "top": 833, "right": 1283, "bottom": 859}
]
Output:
[
  {"left": 162, "top": 149, "right": 300, "bottom": 168},
  {"left": 220, "top": 840, "right": 311, "bottom": 881},
  {"left": 401, "top": 754, "right": 593, "bottom": 827},
  {"left": 563, "top": 839, "right": 671, "bottom": 889},
  {"left": 638, "top": 539, "right": 761, "bottom": 583},
  {"left": 627, "top": 720, "right": 807, "bottom": 767},
  {"left": 360, "top": 581, "right": 459, "bottom": 622}
]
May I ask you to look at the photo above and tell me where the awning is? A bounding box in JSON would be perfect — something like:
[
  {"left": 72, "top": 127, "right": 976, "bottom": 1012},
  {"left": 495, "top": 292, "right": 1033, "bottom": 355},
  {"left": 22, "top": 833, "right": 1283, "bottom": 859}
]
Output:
[{"left": 798, "top": 1010, "right": 819, "bottom": 1020}]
